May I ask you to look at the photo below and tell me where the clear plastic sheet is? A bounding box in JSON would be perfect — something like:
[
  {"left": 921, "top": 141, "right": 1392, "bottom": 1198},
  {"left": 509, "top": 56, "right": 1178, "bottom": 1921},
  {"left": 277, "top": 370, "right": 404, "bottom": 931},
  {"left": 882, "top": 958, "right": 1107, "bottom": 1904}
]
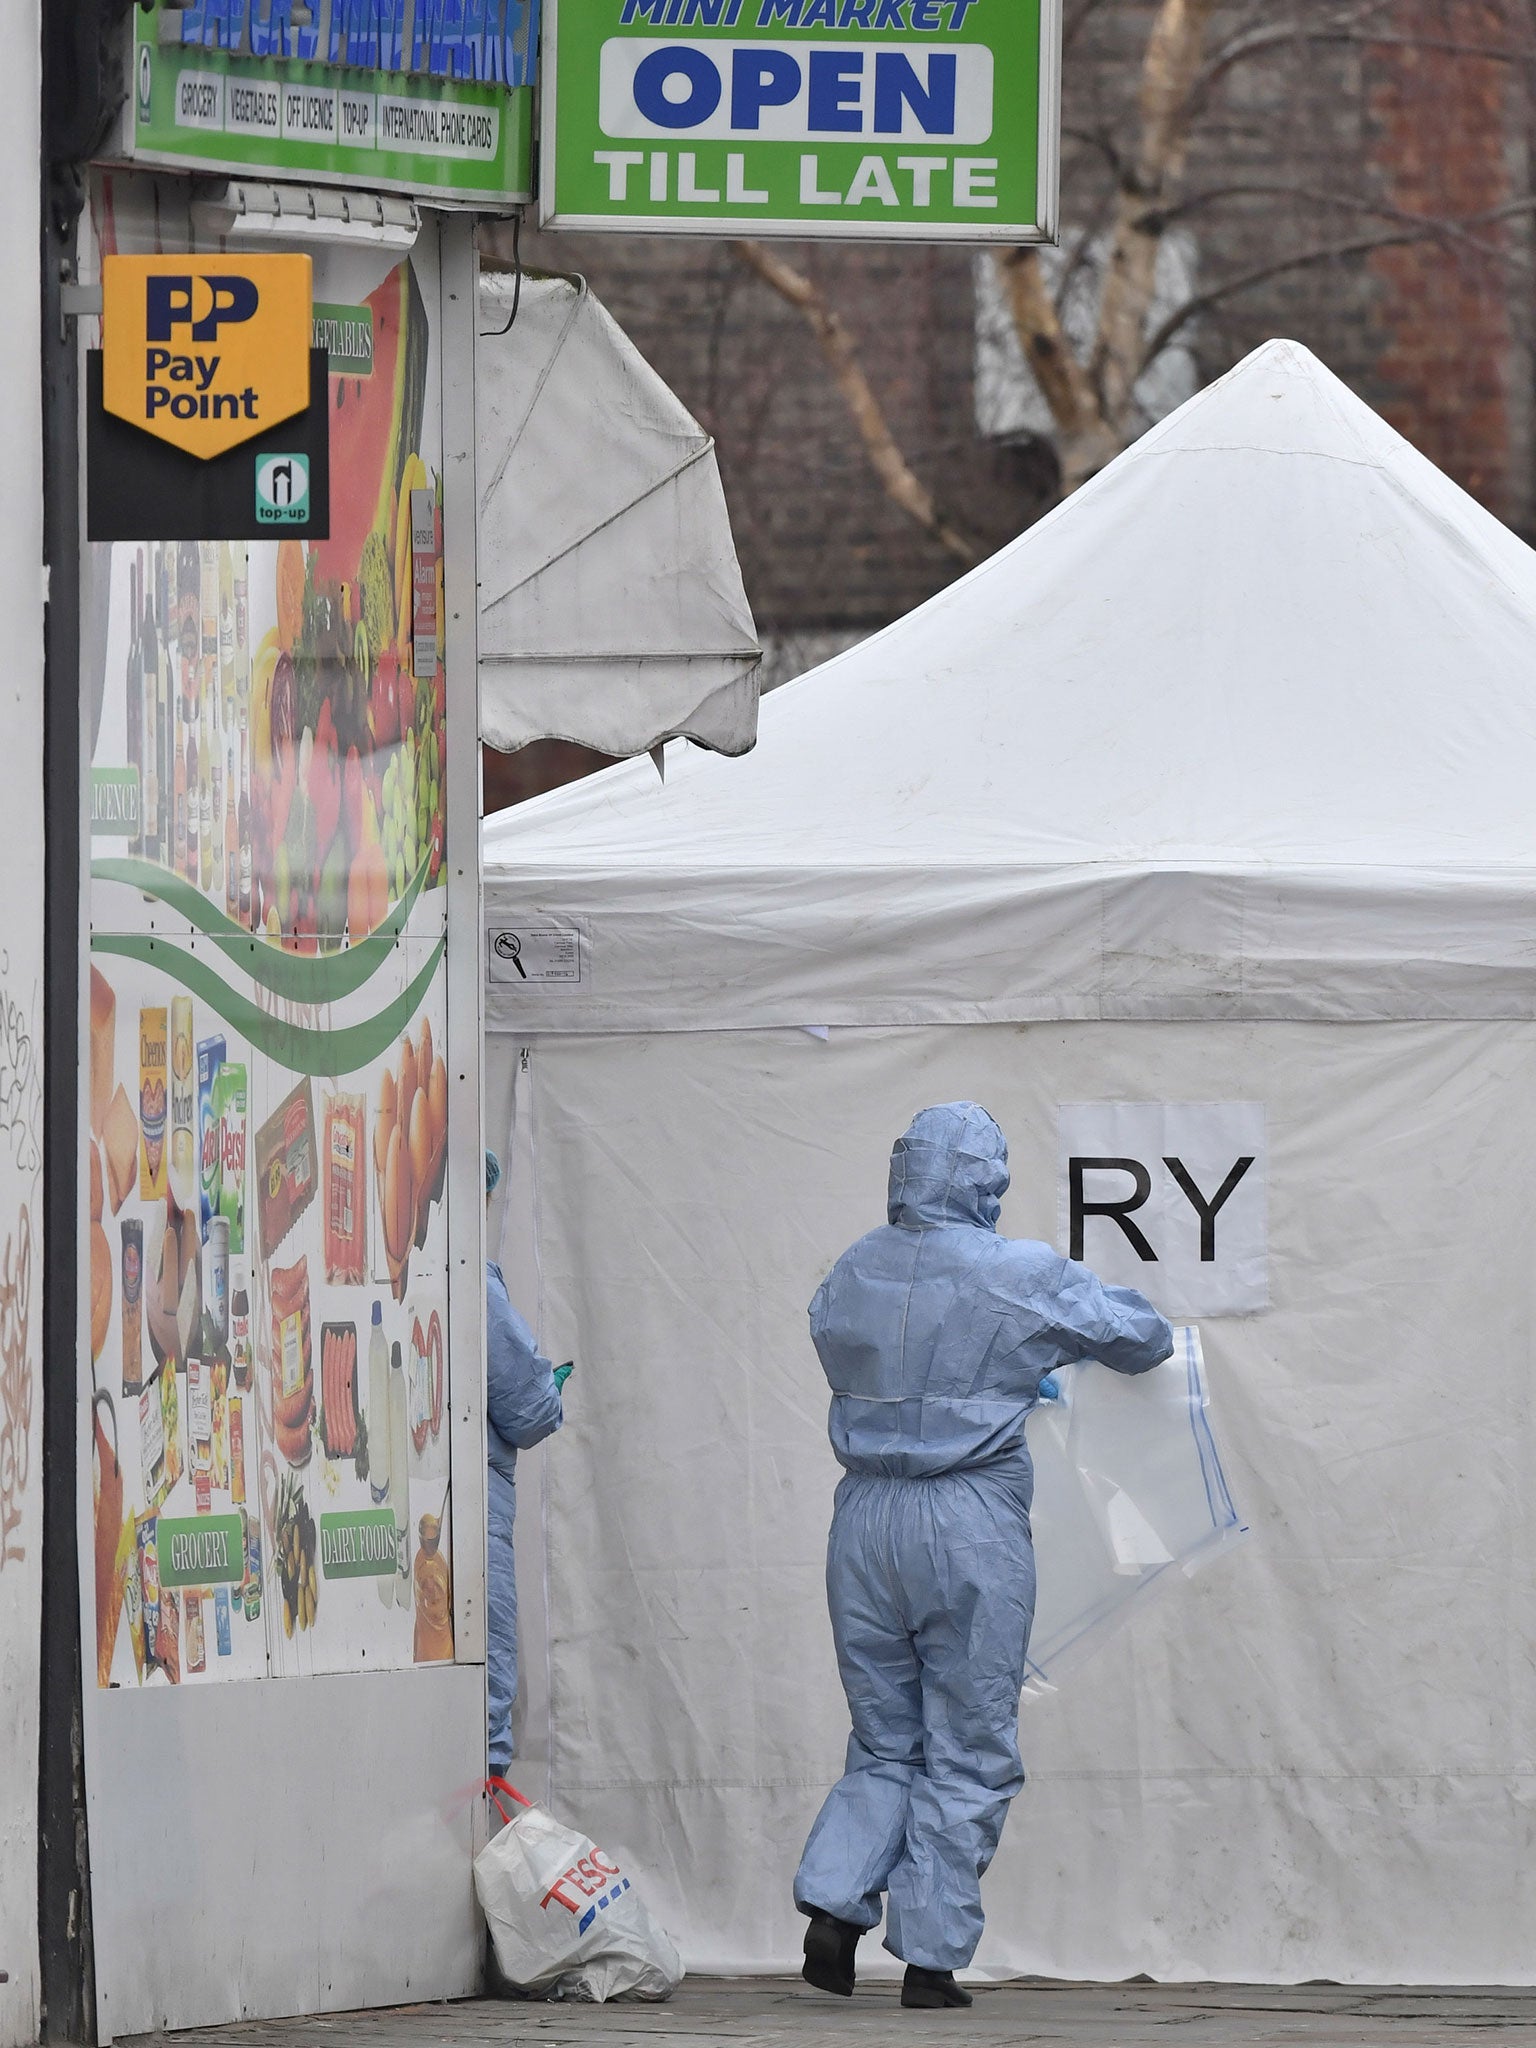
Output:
[{"left": 1023, "top": 1326, "right": 1245, "bottom": 1696}]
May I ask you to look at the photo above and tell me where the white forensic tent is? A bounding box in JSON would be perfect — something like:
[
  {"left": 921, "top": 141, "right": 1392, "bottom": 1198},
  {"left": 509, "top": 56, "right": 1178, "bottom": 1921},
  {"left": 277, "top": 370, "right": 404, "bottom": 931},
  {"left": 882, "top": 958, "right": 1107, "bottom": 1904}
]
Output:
[{"left": 481, "top": 340, "right": 1536, "bottom": 1985}]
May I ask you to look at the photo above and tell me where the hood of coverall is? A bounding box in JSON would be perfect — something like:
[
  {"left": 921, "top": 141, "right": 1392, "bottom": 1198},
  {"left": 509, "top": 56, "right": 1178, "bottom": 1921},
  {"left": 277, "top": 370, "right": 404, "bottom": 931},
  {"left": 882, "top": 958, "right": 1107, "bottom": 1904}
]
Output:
[{"left": 887, "top": 1102, "right": 1010, "bottom": 1231}]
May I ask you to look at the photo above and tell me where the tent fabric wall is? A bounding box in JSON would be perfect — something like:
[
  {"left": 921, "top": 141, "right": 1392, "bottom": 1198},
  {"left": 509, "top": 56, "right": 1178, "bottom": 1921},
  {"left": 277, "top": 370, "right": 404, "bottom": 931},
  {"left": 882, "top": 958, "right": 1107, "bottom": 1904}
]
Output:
[
  {"left": 482, "top": 342, "right": 1536, "bottom": 1983},
  {"left": 495, "top": 1019, "right": 1536, "bottom": 1984}
]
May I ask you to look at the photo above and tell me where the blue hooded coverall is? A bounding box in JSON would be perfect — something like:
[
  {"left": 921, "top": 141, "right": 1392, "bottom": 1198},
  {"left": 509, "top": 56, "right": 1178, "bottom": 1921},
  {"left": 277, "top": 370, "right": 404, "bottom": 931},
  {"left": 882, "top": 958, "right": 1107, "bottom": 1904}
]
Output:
[
  {"left": 486, "top": 1262, "right": 563, "bottom": 1772},
  {"left": 793, "top": 1104, "right": 1173, "bottom": 1970}
]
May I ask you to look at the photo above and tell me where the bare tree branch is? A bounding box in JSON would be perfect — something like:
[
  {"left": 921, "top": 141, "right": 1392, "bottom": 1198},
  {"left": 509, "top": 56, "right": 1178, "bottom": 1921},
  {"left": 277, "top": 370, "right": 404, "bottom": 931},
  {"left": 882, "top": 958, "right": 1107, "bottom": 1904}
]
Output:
[
  {"left": 1092, "top": 0, "right": 1222, "bottom": 431},
  {"left": 1154, "top": 181, "right": 1536, "bottom": 271},
  {"left": 731, "top": 241, "right": 977, "bottom": 565},
  {"left": 1196, "top": 1, "right": 1536, "bottom": 97},
  {"left": 1138, "top": 189, "right": 1536, "bottom": 380},
  {"left": 991, "top": 249, "right": 1118, "bottom": 491},
  {"left": 1139, "top": 228, "right": 1433, "bottom": 370},
  {"left": 1321, "top": 34, "right": 1536, "bottom": 61}
]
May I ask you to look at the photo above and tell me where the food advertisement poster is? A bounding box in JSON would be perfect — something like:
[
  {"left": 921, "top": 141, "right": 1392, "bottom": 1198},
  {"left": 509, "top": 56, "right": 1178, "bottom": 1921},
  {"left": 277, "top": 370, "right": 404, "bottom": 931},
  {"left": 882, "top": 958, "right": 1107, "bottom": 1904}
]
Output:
[{"left": 85, "top": 227, "right": 458, "bottom": 1689}]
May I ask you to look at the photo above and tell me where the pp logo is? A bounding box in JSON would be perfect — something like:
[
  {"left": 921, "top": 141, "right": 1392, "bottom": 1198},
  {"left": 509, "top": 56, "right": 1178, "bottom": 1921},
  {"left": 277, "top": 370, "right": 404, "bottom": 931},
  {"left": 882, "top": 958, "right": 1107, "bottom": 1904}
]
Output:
[
  {"left": 255, "top": 453, "right": 310, "bottom": 526},
  {"left": 146, "top": 273, "right": 260, "bottom": 343}
]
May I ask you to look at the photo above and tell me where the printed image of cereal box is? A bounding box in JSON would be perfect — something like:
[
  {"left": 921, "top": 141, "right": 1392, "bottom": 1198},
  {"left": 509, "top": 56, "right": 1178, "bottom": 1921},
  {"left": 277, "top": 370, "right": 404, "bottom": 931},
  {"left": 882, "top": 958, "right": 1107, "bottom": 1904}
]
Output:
[
  {"left": 254, "top": 1077, "right": 316, "bottom": 1259},
  {"left": 197, "top": 1034, "right": 225, "bottom": 1236},
  {"left": 139, "top": 1371, "right": 167, "bottom": 1511},
  {"left": 169, "top": 996, "right": 196, "bottom": 1212},
  {"left": 213, "top": 1061, "right": 247, "bottom": 1254},
  {"left": 160, "top": 1359, "right": 183, "bottom": 1500},
  {"left": 187, "top": 1354, "right": 211, "bottom": 1467},
  {"left": 211, "top": 1358, "right": 229, "bottom": 1490},
  {"left": 139, "top": 1006, "right": 168, "bottom": 1199},
  {"left": 137, "top": 1516, "right": 160, "bottom": 1676}
]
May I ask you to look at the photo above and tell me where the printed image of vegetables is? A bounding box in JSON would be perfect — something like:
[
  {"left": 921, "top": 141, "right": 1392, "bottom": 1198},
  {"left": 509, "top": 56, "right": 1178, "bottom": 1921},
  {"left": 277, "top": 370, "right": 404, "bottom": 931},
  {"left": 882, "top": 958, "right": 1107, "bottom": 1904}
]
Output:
[{"left": 274, "top": 1471, "right": 319, "bottom": 1638}]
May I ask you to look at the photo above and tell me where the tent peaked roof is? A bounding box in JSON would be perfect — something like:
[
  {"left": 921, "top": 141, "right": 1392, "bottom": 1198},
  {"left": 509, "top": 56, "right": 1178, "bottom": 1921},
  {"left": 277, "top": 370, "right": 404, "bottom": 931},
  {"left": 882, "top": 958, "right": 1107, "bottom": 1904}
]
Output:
[
  {"left": 486, "top": 338, "right": 1536, "bottom": 877},
  {"left": 484, "top": 341, "right": 1536, "bottom": 1032}
]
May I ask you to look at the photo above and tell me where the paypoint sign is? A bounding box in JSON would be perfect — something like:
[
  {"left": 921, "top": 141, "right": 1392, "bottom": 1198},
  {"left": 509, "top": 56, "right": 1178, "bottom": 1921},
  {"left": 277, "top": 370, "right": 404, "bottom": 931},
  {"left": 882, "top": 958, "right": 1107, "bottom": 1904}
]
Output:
[
  {"left": 540, "top": 0, "right": 1058, "bottom": 240},
  {"left": 102, "top": 253, "right": 313, "bottom": 459}
]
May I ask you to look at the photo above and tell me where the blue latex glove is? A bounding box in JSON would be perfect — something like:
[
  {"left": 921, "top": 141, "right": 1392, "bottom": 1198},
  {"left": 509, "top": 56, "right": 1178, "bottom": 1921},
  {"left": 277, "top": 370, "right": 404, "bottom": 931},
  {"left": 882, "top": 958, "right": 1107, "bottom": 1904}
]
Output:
[
  {"left": 553, "top": 1363, "right": 574, "bottom": 1392},
  {"left": 1037, "top": 1372, "right": 1062, "bottom": 1403}
]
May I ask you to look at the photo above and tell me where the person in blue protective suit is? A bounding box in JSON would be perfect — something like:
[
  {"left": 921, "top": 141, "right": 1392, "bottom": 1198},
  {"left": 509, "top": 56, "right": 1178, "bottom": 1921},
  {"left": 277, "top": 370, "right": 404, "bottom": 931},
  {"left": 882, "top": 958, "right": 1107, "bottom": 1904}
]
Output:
[
  {"left": 485, "top": 1149, "right": 569, "bottom": 1777},
  {"left": 795, "top": 1104, "right": 1173, "bottom": 2011}
]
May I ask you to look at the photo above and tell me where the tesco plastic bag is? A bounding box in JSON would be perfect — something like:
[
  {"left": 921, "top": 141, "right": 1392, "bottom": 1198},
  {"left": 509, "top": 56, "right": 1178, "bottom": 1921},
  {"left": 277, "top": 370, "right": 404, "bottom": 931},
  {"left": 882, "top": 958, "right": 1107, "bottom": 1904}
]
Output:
[
  {"left": 474, "top": 1780, "right": 684, "bottom": 2002},
  {"left": 1023, "top": 1324, "right": 1245, "bottom": 1697}
]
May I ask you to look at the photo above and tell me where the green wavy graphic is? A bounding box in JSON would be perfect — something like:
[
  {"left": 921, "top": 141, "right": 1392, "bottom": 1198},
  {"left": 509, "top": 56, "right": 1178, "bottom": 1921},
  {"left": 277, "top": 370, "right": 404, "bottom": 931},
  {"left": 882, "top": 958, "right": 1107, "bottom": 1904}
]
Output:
[
  {"left": 89, "top": 933, "right": 446, "bottom": 1077},
  {"left": 90, "top": 852, "right": 433, "bottom": 1002}
]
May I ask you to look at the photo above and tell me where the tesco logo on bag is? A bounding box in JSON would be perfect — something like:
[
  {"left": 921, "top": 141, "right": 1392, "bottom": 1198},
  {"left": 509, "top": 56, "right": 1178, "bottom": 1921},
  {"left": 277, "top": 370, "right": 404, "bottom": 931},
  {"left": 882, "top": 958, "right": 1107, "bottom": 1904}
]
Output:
[{"left": 541, "top": 1849, "right": 633, "bottom": 1931}]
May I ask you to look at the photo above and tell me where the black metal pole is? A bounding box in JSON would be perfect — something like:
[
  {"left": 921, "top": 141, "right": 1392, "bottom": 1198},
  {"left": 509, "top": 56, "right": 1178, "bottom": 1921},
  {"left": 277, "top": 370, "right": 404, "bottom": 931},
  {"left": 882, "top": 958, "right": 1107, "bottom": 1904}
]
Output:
[{"left": 38, "top": 0, "right": 101, "bottom": 2033}]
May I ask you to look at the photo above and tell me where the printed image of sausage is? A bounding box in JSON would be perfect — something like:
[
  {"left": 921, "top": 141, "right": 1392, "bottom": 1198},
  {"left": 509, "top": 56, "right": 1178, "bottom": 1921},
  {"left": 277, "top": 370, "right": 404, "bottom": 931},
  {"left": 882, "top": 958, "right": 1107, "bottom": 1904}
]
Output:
[
  {"left": 337, "top": 1335, "right": 351, "bottom": 1457},
  {"left": 337, "top": 1333, "right": 351, "bottom": 1456},
  {"left": 319, "top": 1332, "right": 328, "bottom": 1446}
]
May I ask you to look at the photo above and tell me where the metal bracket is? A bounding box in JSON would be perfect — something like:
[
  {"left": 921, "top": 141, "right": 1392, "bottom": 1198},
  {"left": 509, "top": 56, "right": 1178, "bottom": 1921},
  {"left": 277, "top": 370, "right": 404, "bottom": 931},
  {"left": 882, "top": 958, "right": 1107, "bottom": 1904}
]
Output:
[{"left": 60, "top": 283, "right": 102, "bottom": 319}]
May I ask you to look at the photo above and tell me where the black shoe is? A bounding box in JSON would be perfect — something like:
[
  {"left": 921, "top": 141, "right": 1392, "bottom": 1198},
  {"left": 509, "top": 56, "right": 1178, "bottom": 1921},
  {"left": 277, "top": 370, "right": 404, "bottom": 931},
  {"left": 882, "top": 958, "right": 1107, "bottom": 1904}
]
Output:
[
  {"left": 902, "top": 1965, "right": 973, "bottom": 2009},
  {"left": 802, "top": 1908, "right": 863, "bottom": 1997}
]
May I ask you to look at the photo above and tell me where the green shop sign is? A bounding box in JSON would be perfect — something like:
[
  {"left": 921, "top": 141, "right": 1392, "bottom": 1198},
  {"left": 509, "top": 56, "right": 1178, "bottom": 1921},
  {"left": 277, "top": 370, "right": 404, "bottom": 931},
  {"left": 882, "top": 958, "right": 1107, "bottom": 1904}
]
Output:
[
  {"left": 540, "top": 0, "right": 1057, "bottom": 240},
  {"left": 157, "top": 1514, "right": 245, "bottom": 1589},
  {"left": 126, "top": 5, "right": 535, "bottom": 205},
  {"left": 92, "top": 768, "right": 142, "bottom": 838},
  {"left": 319, "top": 1509, "right": 400, "bottom": 1579}
]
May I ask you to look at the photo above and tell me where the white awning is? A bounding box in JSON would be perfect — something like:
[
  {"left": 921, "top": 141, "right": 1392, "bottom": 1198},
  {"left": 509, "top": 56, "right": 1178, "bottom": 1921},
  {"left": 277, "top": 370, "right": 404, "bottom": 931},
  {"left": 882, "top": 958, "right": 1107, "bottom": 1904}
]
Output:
[{"left": 477, "top": 273, "right": 761, "bottom": 759}]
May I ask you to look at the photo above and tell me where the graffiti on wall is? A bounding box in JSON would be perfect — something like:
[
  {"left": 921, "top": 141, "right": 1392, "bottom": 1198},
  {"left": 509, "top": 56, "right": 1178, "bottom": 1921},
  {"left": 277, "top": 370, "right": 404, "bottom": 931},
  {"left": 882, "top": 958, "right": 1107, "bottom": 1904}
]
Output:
[
  {"left": 0, "top": 979, "right": 39, "bottom": 1179},
  {"left": 0, "top": 953, "right": 40, "bottom": 1571},
  {"left": 0, "top": 1205, "right": 32, "bottom": 1568}
]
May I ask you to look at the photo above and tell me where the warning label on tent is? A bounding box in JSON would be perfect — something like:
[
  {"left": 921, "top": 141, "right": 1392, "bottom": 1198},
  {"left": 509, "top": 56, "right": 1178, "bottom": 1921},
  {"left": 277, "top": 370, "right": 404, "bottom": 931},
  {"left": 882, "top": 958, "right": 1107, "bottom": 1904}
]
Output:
[
  {"left": 1056, "top": 1102, "right": 1268, "bottom": 1317},
  {"left": 487, "top": 924, "right": 585, "bottom": 987}
]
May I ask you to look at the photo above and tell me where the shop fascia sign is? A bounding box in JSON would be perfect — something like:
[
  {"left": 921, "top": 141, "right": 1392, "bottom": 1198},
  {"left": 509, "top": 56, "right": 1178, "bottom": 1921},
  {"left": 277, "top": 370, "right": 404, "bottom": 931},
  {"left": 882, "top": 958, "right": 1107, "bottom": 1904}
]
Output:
[
  {"left": 121, "top": 0, "right": 539, "bottom": 206},
  {"left": 540, "top": 0, "right": 1059, "bottom": 240}
]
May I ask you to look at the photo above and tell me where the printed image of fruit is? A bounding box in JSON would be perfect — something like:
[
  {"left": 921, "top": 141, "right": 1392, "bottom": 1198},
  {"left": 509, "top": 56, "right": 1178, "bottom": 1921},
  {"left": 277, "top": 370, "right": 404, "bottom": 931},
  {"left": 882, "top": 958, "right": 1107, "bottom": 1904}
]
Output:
[
  {"left": 277, "top": 540, "right": 306, "bottom": 653},
  {"left": 373, "top": 1017, "right": 448, "bottom": 1300},
  {"left": 380, "top": 732, "right": 422, "bottom": 903},
  {"left": 313, "top": 262, "right": 428, "bottom": 593}
]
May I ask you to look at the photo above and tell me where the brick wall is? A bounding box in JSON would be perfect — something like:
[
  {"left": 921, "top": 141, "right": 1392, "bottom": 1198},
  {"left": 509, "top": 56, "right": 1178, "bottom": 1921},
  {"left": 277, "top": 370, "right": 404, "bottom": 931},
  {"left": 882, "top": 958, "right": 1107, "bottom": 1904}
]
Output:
[{"left": 1365, "top": 0, "right": 1532, "bottom": 525}]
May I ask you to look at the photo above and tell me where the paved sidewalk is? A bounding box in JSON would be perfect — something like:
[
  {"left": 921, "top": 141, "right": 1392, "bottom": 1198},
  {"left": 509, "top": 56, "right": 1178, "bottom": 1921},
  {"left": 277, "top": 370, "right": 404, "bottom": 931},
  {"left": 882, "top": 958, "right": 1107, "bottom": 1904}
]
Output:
[{"left": 125, "top": 1979, "right": 1536, "bottom": 2048}]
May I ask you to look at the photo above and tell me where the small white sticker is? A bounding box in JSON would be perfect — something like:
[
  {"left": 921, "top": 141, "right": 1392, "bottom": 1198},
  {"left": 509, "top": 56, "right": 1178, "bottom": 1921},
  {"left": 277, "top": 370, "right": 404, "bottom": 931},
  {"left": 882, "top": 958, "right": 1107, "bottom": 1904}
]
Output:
[{"left": 488, "top": 925, "right": 584, "bottom": 986}]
